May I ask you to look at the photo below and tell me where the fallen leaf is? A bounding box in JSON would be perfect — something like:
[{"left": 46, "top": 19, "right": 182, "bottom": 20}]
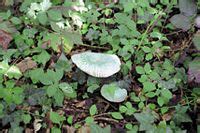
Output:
[
  {"left": 16, "top": 57, "right": 37, "bottom": 73},
  {"left": 0, "top": 29, "right": 12, "bottom": 50}
]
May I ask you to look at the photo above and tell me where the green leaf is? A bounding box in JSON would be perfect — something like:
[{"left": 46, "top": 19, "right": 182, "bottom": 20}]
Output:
[
  {"left": 47, "top": 84, "right": 58, "bottom": 97},
  {"left": 136, "top": 66, "right": 144, "bottom": 74},
  {"left": 89, "top": 104, "right": 97, "bottom": 116},
  {"left": 28, "top": 68, "right": 44, "bottom": 83},
  {"left": 22, "top": 114, "right": 31, "bottom": 124},
  {"left": 157, "top": 97, "right": 164, "bottom": 106},
  {"left": 54, "top": 89, "right": 64, "bottom": 106},
  {"left": 142, "top": 46, "right": 151, "bottom": 53},
  {"left": 161, "top": 89, "right": 172, "bottom": 100},
  {"left": 37, "top": 12, "right": 48, "bottom": 25},
  {"left": 67, "top": 115, "right": 73, "bottom": 125},
  {"left": 111, "top": 112, "right": 123, "bottom": 120},
  {"left": 134, "top": 110, "right": 155, "bottom": 131},
  {"left": 50, "top": 111, "right": 65, "bottom": 125},
  {"left": 192, "top": 33, "right": 200, "bottom": 50},
  {"left": 10, "top": 17, "right": 22, "bottom": 25},
  {"left": 55, "top": 53, "right": 72, "bottom": 72},
  {"left": 119, "top": 105, "right": 127, "bottom": 113},
  {"left": 62, "top": 36, "right": 74, "bottom": 54},
  {"left": 59, "top": 82, "right": 76, "bottom": 98},
  {"left": 143, "top": 82, "right": 156, "bottom": 92},
  {"left": 145, "top": 92, "right": 156, "bottom": 98},
  {"left": 87, "top": 84, "right": 99, "bottom": 93},
  {"left": 33, "top": 50, "right": 51, "bottom": 65},
  {"left": 47, "top": 9, "right": 63, "bottom": 21},
  {"left": 144, "top": 63, "right": 152, "bottom": 74},
  {"left": 85, "top": 116, "right": 94, "bottom": 124},
  {"left": 51, "top": 127, "right": 61, "bottom": 133}
]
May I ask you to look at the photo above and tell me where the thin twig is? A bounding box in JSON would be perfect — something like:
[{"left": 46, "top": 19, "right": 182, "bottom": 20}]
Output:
[
  {"left": 77, "top": 44, "right": 110, "bottom": 50},
  {"left": 94, "top": 117, "right": 119, "bottom": 123}
]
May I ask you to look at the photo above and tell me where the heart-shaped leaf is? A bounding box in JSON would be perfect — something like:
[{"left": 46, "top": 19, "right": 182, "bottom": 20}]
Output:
[{"left": 100, "top": 83, "right": 127, "bottom": 102}]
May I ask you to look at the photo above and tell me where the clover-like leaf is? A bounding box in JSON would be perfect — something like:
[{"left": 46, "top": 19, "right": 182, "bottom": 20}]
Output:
[
  {"left": 100, "top": 83, "right": 127, "bottom": 103},
  {"left": 71, "top": 52, "right": 121, "bottom": 78}
]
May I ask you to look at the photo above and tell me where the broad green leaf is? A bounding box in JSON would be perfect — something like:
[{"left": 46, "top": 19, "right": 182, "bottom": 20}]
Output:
[
  {"left": 47, "top": 84, "right": 58, "bottom": 97},
  {"left": 51, "top": 127, "right": 61, "bottom": 133},
  {"left": 136, "top": 66, "right": 144, "bottom": 74},
  {"left": 59, "top": 82, "right": 76, "bottom": 98},
  {"left": 50, "top": 111, "right": 65, "bottom": 125},
  {"left": 28, "top": 68, "right": 44, "bottom": 83},
  {"left": 47, "top": 9, "right": 62, "bottom": 21},
  {"left": 101, "top": 83, "right": 127, "bottom": 103},
  {"left": 33, "top": 50, "right": 50, "bottom": 65},
  {"left": 157, "top": 97, "right": 164, "bottom": 106},
  {"left": 62, "top": 36, "right": 73, "bottom": 54},
  {"left": 22, "top": 114, "right": 31, "bottom": 124},
  {"left": 55, "top": 53, "right": 72, "bottom": 72},
  {"left": 37, "top": 12, "right": 48, "bottom": 25},
  {"left": 111, "top": 112, "right": 123, "bottom": 120},
  {"left": 134, "top": 110, "right": 155, "bottom": 131},
  {"left": 143, "top": 82, "right": 156, "bottom": 92},
  {"left": 54, "top": 89, "right": 64, "bottom": 106},
  {"left": 89, "top": 104, "right": 97, "bottom": 116}
]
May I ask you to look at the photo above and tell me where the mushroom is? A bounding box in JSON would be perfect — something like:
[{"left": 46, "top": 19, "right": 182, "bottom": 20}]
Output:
[
  {"left": 100, "top": 83, "right": 127, "bottom": 103},
  {"left": 71, "top": 51, "right": 121, "bottom": 78}
]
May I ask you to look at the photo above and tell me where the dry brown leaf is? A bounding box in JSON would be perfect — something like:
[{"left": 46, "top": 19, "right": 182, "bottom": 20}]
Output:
[
  {"left": 0, "top": 29, "right": 12, "bottom": 50},
  {"left": 16, "top": 57, "right": 37, "bottom": 73}
]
